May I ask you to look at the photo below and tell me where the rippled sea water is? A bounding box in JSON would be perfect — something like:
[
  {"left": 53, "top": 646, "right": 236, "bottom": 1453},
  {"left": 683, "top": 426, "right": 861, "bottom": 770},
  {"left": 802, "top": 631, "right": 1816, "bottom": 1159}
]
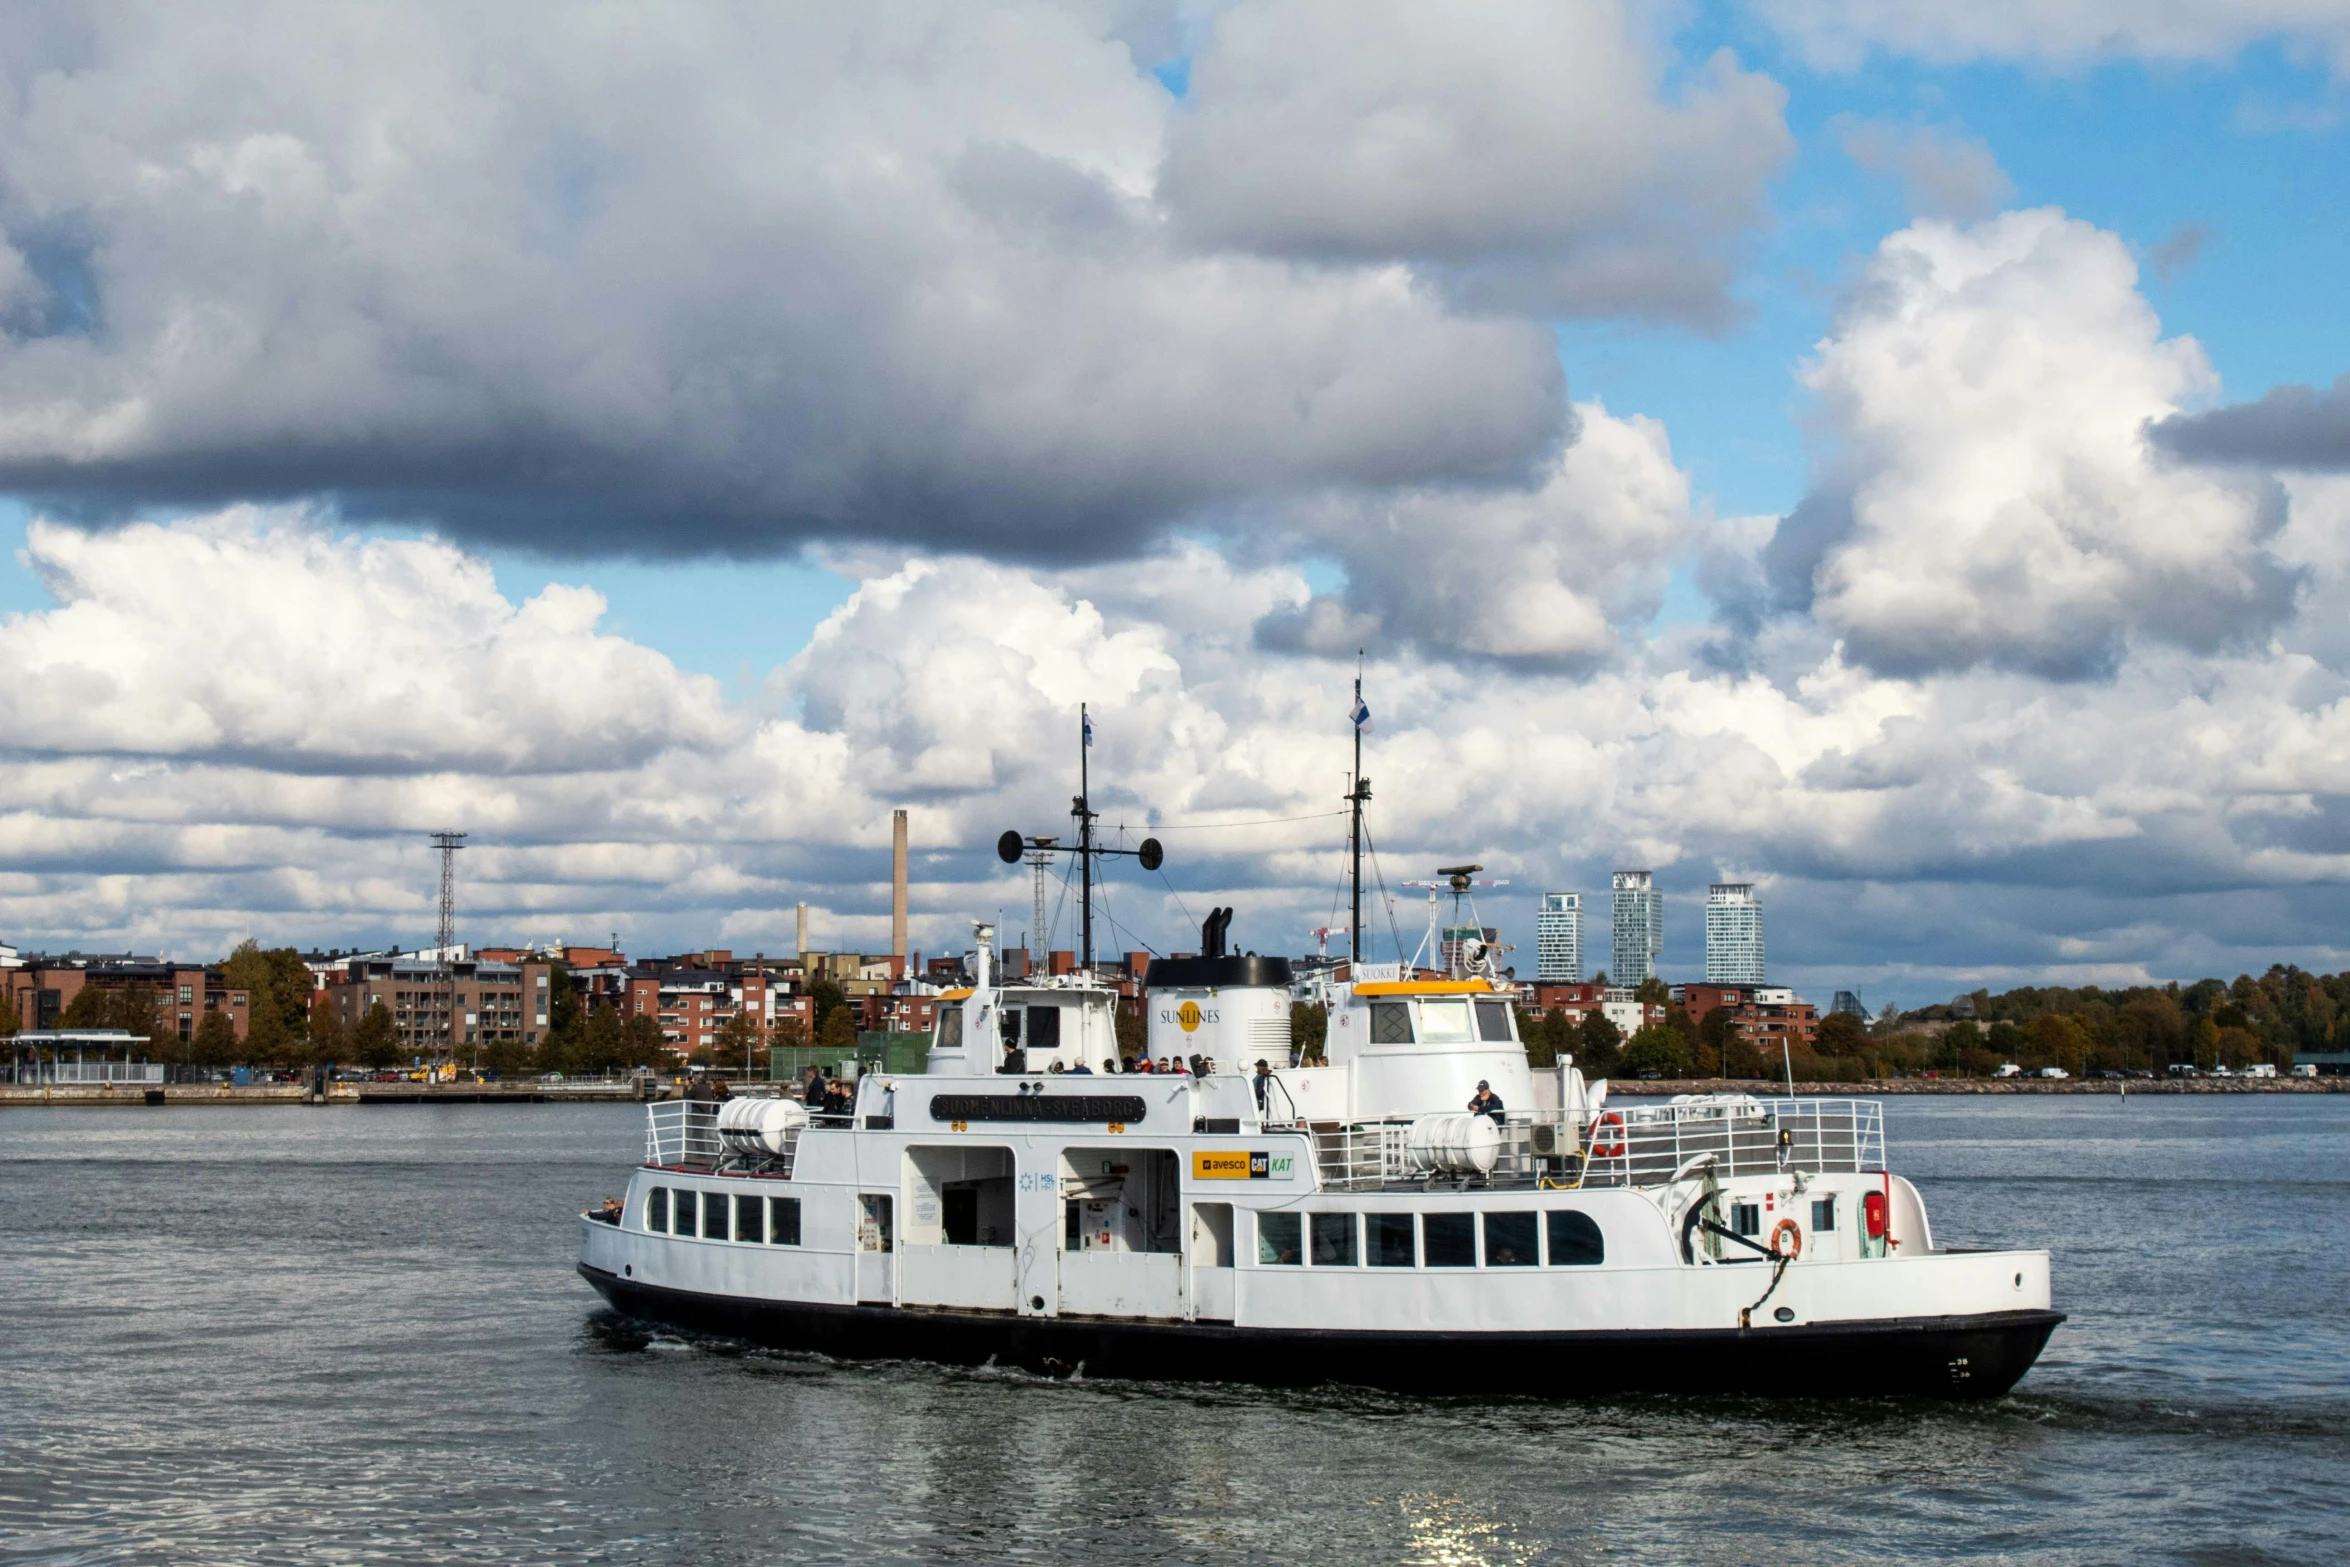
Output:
[{"left": 2, "top": 1095, "right": 2345, "bottom": 1565}]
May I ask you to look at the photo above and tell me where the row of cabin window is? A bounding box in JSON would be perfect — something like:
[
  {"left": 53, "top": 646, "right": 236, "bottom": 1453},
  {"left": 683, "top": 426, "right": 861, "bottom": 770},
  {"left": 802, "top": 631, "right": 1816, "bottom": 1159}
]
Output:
[
  {"left": 1256, "top": 1209, "right": 1603, "bottom": 1269},
  {"left": 1729, "top": 1196, "right": 1837, "bottom": 1236},
  {"left": 644, "top": 1187, "right": 803, "bottom": 1246}
]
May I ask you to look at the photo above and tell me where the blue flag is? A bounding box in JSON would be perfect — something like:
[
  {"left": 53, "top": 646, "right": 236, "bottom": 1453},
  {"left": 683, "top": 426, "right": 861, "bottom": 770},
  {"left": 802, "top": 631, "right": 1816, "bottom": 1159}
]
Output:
[
  {"left": 1083, "top": 712, "right": 1094, "bottom": 747},
  {"left": 1350, "top": 695, "right": 1373, "bottom": 734}
]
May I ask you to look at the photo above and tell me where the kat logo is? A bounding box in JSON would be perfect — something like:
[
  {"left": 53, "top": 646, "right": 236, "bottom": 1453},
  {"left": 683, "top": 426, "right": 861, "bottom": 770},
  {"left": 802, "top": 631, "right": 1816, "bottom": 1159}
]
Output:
[{"left": 1192, "top": 1150, "right": 1293, "bottom": 1180}]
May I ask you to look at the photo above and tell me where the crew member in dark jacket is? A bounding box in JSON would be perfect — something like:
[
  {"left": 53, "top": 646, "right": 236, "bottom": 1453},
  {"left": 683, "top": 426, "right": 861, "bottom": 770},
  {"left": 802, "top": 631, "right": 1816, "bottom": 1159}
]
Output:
[{"left": 1467, "top": 1080, "right": 1505, "bottom": 1123}]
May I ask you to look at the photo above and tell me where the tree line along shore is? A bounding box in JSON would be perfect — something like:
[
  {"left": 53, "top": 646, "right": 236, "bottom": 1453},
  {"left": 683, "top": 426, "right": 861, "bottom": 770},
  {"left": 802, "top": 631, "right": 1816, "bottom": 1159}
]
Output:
[{"left": 20, "top": 941, "right": 2348, "bottom": 1087}]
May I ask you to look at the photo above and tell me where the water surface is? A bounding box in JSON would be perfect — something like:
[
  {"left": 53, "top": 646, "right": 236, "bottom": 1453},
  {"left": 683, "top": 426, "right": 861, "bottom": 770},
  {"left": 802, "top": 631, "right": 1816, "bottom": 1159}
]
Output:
[{"left": 2, "top": 1095, "right": 2344, "bottom": 1565}]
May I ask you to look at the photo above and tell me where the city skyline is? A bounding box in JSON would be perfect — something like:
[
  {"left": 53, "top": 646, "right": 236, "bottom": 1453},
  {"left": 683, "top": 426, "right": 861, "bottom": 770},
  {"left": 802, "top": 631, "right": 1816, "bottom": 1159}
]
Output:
[{"left": 0, "top": 7, "right": 2342, "bottom": 1011}]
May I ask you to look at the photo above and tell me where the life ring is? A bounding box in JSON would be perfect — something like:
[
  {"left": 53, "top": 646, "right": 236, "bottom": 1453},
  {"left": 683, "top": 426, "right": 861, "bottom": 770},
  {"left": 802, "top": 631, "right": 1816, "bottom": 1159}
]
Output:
[
  {"left": 1770, "top": 1218, "right": 1803, "bottom": 1260},
  {"left": 1588, "top": 1111, "right": 1627, "bottom": 1159}
]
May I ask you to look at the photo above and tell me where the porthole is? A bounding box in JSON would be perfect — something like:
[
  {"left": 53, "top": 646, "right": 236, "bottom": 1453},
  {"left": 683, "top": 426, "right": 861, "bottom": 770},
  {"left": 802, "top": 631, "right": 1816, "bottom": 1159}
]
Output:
[{"left": 1773, "top": 1306, "right": 1794, "bottom": 1323}]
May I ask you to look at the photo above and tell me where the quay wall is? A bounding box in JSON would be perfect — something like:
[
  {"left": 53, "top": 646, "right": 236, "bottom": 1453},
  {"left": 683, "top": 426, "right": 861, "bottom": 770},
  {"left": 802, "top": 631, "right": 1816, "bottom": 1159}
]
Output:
[{"left": 0, "top": 1081, "right": 657, "bottom": 1108}]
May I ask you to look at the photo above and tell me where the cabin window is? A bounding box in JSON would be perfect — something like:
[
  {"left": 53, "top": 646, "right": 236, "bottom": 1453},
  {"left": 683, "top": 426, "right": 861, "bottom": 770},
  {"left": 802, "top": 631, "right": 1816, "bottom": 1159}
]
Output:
[
  {"left": 769, "top": 1197, "right": 802, "bottom": 1245},
  {"left": 1732, "top": 1202, "right": 1761, "bottom": 1238},
  {"left": 645, "top": 1187, "right": 669, "bottom": 1233},
  {"left": 1027, "top": 1004, "right": 1061, "bottom": 1054},
  {"left": 1483, "top": 1211, "right": 1537, "bottom": 1266},
  {"left": 1422, "top": 1212, "right": 1476, "bottom": 1267},
  {"left": 1309, "top": 1212, "right": 1358, "bottom": 1267},
  {"left": 1546, "top": 1210, "right": 1605, "bottom": 1266},
  {"left": 999, "top": 1009, "right": 1022, "bottom": 1048},
  {"left": 1416, "top": 999, "right": 1474, "bottom": 1043},
  {"left": 1256, "top": 1211, "right": 1302, "bottom": 1265},
  {"left": 1369, "top": 1003, "right": 1414, "bottom": 1044},
  {"left": 1367, "top": 1212, "right": 1416, "bottom": 1267},
  {"left": 674, "top": 1189, "right": 698, "bottom": 1236},
  {"left": 1812, "top": 1196, "right": 1835, "bottom": 1232},
  {"left": 1475, "top": 1000, "right": 1513, "bottom": 1042},
  {"left": 702, "top": 1191, "right": 728, "bottom": 1240},
  {"left": 736, "top": 1193, "right": 765, "bottom": 1244},
  {"left": 936, "top": 1009, "right": 963, "bottom": 1051}
]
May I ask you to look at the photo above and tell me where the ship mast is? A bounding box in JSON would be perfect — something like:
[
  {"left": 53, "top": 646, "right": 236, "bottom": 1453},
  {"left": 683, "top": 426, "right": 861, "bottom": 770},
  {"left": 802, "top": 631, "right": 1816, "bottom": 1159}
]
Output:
[
  {"left": 1076, "top": 703, "right": 1094, "bottom": 972},
  {"left": 1347, "top": 660, "right": 1371, "bottom": 967}
]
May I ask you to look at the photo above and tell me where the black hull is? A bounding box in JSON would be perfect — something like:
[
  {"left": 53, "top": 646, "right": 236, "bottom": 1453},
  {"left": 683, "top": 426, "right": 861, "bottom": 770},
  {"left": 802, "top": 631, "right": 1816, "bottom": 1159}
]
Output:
[{"left": 578, "top": 1264, "right": 2062, "bottom": 1400}]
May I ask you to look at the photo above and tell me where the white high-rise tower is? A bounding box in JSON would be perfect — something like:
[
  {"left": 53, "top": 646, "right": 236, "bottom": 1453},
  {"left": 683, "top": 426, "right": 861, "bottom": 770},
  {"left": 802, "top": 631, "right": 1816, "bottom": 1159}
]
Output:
[
  {"left": 1610, "top": 871, "right": 1661, "bottom": 984},
  {"left": 1536, "top": 892, "right": 1582, "bottom": 982},
  {"left": 1705, "top": 883, "right": 1765, "bottom": 983}
]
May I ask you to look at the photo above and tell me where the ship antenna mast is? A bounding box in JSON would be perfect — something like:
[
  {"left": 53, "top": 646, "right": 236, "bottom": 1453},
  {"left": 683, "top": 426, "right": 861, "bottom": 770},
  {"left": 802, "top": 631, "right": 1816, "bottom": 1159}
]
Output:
[{"left": 1348, "top": 655, "right": 1371, "bottom": 967}]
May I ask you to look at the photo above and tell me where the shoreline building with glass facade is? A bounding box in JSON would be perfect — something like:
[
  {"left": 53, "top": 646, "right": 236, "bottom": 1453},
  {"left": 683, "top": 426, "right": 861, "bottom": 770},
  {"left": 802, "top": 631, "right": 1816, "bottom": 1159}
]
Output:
[
  {"left": 1536, "top": 893, "right": 1582, "bottom": 982},
  {"left": 1610, "top": 871, "right": 1662, "bottom": 985},
  {"left": 1705, "top": 883, "right": 1765, "bottom": 984}
]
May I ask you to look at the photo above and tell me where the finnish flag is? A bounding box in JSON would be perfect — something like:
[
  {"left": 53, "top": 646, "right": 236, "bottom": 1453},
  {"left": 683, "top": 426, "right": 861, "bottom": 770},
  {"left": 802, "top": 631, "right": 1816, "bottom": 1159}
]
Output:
[
  {"left": 1083, "top": 711, "right": 1094, "bottom": 748},
  {"left": 1350, "top": 695, "right": 1373, "bottom": 734}
]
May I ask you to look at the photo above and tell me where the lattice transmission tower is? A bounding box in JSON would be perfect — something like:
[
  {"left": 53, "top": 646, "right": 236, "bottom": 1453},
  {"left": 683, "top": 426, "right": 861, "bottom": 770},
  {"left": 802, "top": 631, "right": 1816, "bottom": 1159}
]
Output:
[{"left": 431, "top": 831, "right": 466, "bottom": 1063}]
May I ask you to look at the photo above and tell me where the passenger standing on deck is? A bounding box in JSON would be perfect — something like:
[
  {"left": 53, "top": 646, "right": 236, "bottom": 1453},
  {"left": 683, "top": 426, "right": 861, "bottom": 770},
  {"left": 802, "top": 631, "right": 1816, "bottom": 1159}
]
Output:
[
  {"left": 1253, "top": 1059, "right": 1272, "bottom": 1110},
  {"left": 1467, "top": 1080, "right": 1505, "bottom": 1123}
]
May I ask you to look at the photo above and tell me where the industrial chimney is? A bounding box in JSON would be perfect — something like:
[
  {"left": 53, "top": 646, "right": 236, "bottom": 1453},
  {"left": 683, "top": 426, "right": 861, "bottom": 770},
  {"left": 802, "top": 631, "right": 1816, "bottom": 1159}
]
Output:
[
  {"left": 797, "top": 901, "right": 808, "bottom": 964},
  {"left": 891, "top": 808, "right": 909, "bottom": 979}
]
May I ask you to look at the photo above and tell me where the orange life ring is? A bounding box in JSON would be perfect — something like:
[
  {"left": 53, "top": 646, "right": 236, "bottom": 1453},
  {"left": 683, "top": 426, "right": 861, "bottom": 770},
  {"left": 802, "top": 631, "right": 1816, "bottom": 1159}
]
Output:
[
  {"left": 1770, "top": 1217, "right": 1803, "bottom": 1260},
  {"left": 1588, "top": 1110, "right": 1627, "bottom": 1159}
]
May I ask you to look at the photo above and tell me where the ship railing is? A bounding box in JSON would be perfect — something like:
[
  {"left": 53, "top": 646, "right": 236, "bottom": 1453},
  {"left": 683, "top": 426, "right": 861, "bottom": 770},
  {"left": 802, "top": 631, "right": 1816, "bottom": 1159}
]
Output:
[
  {"left": 1574, "top": 1098, "right": 1884, "bottom": 1188},
  {"left": 1313, "top": 1122, "right": 1413, "bottom": 1189},
  {"left": 642, "top": 1099, "right": 722, "bottom": 1170}
]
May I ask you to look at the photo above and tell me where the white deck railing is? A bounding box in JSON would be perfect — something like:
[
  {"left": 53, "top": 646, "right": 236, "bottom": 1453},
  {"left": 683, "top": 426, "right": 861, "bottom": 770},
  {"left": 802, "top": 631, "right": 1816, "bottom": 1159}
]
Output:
[
  {"left": 1311, "top": 1097, "right": 1885, "bottom": 1191},
  {"left": 1577, "top": 1098, "right": 1885, "bottom": 1188}
]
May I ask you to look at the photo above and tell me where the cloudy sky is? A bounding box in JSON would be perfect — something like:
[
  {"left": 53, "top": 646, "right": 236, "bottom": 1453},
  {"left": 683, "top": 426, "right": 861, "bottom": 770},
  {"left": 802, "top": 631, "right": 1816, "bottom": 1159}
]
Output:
[{"left": 2, "top": 1, "right": 2348, "bottom": 1005}]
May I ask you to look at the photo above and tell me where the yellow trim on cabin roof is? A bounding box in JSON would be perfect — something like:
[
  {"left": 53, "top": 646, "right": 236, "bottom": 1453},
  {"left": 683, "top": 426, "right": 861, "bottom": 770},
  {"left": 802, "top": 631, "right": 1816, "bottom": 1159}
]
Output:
[
  {"left": 1351, "top": 979, "right": 1498, "bottom": 996},
  {"left": 937, "top": 988, "right": 974, "bottom": 1001}
]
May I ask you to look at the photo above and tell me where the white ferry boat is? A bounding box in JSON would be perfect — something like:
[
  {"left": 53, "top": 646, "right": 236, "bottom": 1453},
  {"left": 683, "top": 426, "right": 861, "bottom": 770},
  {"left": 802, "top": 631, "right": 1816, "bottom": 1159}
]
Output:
[
  {"left": 579, "top": 701, "right": 2059, "bottom": 1398},
  {"left": 578, "top": 926, "right": 2060, "bottom": 1399}
]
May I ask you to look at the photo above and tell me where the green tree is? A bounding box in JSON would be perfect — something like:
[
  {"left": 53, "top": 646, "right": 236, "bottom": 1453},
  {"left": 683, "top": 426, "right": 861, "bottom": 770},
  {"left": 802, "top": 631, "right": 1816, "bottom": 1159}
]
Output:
[
  {"left": 1633, "top": 975, "right": 1670, "bottom": 1007},
  {"left": 307, "top": 995, "right": 348, "bottom": 1068},
  {"left": 621, "top": 1013, "right": 670, "bottom": 1071},
  {"left": 221, "top": 941, "right": 313, "bottom": 1053},
  {"left": 1577, "top": 1010, "right": 1622, "bottom": 1077},
  {"left": 352, "top": 1001, "right": 401, "bottom": 1070},
  {"left": 1290, "top": 1001, "right": 1327, "bottom": 1064},
  {"left": 1816, "top": 1010, "right": 1868, "bottom": 1057},
  {"left": 539, "top": 961, "right": 581, "bottom": 1058},
  {"left": 713, "top": 1009, "right": 764, "bottom": 1075},
  {"left": 1620, "top": 1022, "right": 1693, "bottom": 1078},
  {"left": 572, "top": 1002, "right": 625, "bottom": 1074},
  {"left": 808, "top": 978, "right": 847, "bottom": 1039},
  {"left": 817, "top": 1004, "right": 858, "bottom": 1057},
  {"left": 190, "top": 1008, "right": 240, "bottom": 1069}
]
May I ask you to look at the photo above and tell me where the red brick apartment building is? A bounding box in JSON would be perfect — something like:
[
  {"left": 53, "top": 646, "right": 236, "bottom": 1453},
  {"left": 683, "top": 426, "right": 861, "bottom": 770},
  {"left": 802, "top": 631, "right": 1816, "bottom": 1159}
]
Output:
[
  {"left": 1, "top": 954, "right": 249, "bottom": 1042},
  {"left": 322, "top": 955, "right": 552, "bottom": 1057},
  {"left": 1672, "top": 983, "right": 1820, "bottom": 1050}
]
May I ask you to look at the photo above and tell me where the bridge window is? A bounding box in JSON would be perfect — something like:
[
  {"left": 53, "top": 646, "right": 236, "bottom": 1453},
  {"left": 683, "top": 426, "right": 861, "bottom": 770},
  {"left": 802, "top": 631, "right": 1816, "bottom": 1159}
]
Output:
[
  {"left": 1811, "top": 1196, "right": 1835, "bottom": 1232},
  {"left": 1027, "top": 1004, "right": 1061, "bottom": 1053},
  {"left": 645, "top": 1187, "right": 669, "bottom": 1233},
  {"left": 1256, "top": 1211, "right": 1301, "bottom": 1265},
  {"left": 735, "top": 1193, "right": 765, "bottom": 1244},
  {"left": 1416, "top": 999, "right": 1473, "bottom": 1044},
  {"left": 674, "top": 1189, "right": 698, "bottom": 1236},
  {"left": 1367, "top": 1212, "right": 1415, "bottom": 1267},
  {"left": 936, "top": 1009, "right": 962, "bottom": 1051},
  {"left": 769, "top": 1197, "right": 801, "bottom": 1245},
  {"left": 1733, "top": 1202, "right": 1761, "bottom": 1238},
  {"left": 1475, "top": 1000, "right": 1513, "bottom": 1042},
  {"left": 1483, "top": 1211, "right": 1536, "bottom": 1267},
  {"left": 1546, "top": 1210, "right": 1604, "bottom": 1266},
  {"left": 1369, "top": 1003, "right": 1413, "bottom": 1044},
  {"left": 1422, "top": 1212, "right": 1475, "bottom": 1267},
  {"left": 1309, "top": 1212, "right": 1358, "bottom": 1267}
]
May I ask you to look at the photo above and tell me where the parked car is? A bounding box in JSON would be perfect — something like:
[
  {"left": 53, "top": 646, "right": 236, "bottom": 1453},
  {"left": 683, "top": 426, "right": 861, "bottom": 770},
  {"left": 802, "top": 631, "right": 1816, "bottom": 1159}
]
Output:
[
  {"left": 2035, "top": 1066, "right": 2069, "bottom": 1079},
  {"left": 2242, "top": 1062, "right": 2277, "bottom": 1079},
  {"left": 1993, "top": 1062, "right": 2023, "bottom": 1078},
  {"left": 2168, "top": 1063, "right": 2200, "bottom": 1077}
]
